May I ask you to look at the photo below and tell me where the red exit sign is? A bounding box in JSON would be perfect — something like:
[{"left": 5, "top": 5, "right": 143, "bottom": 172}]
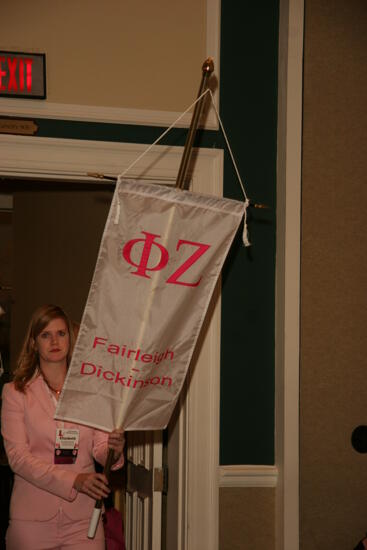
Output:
[{"left": 0, "top": 52, "right": 46, "bottom": 99}]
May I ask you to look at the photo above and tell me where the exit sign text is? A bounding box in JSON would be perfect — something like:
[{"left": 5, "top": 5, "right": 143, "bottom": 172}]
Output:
[{"left": 0, "top": 52, "right": 46, "bottom": 99}]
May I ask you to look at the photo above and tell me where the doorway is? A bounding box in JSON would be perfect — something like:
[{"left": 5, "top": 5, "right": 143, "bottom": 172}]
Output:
[
  {"left": 0, "top": 136, "right": 223, "bottom": 549},
  {"left": 0, "top": 179, "right": 114, "bottom": 356},
  {"left": 0, "top": 178, "right": 168, "bottom": 548},
  {"left": 0, "top": 178, "right": 120, "bottom": 545}
]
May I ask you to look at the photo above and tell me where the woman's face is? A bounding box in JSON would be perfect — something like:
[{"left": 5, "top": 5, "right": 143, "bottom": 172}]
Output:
[{"left": 35, "top": 317, "right": 70, "bottom": 366}]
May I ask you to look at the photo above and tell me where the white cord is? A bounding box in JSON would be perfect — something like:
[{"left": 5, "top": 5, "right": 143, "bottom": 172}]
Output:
[
  {"left": 208, "top": 91, "right": 250, "bottom": 246},
  {"left": 118, "top": 89, "right": 210, "bottom": 179},
  {"left": 208, "top": 90, "right": 248, "bottom": 202},
  {"left": 115, "top": 88, "right": 251, "bottom": 246},
  {"left": 114, "top": 89, "right": 210, "bottom": 225}
]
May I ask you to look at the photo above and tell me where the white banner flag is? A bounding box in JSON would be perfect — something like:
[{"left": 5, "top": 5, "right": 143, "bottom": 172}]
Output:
[{"left": 55, "top": 178, "right": 244, "bottom": 431}]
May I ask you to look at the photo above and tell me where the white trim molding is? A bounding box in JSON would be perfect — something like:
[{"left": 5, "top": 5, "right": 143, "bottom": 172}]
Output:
[
  {"left": 276, "top": 0, "right": 304, "bottom": 549},
  {"left": 0, "top": 99, "right": 219, "bottom": 129},
  {"left": 219, "top": 465, "right": 278, "bottom": 488},
  {"left": 185, "top": 274, "right": 221, "bottom": 550},
  {"left": 0, "top": 134, "right": 185, "bottom": 183}
]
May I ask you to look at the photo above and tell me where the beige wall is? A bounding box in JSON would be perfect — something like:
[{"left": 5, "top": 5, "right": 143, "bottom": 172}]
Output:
[
  {"left": 301, "top": 1, "right": 367, "bottom": 548},
  {"left": 220, "top": 488, "right": 275, "bottom": 550},
  {"left": 0, "top": 0, "right": 206, "bottom": 111}
]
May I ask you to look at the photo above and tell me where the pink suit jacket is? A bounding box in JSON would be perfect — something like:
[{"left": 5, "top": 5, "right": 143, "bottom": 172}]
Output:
[{"left": 1, "top": 376, "right": 123, "bottom": 521}]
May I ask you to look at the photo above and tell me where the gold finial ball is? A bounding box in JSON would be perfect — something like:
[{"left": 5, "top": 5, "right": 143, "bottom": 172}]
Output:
[{"left": 202, "top": 57, "right": 214, "bottom": 74}]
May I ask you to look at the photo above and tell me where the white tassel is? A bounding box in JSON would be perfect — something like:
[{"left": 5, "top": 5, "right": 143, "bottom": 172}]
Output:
[{"left": 242, "top": 199, "right": 251, "bottom": 247}]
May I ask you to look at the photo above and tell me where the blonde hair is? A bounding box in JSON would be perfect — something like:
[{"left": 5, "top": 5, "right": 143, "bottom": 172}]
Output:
[{"left": 13, "top": 304, "right": 76, "bottom": 392}]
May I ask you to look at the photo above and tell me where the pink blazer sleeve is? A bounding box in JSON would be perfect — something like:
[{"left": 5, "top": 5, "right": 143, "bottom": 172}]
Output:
[{"left": 1, "top": 383, "right": 78, "bottom": 502}]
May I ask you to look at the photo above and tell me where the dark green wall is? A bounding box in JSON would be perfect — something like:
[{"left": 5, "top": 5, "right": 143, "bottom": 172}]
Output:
[
  {"left": 12, "top": 2, "right": 279, "bottom": 465},
  {"left": 219, "top": 4, "right": 278, "bottom": 465}
]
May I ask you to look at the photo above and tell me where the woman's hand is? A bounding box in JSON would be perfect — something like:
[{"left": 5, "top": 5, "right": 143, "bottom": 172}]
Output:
[
  {"left": 73, "top": 473, "right": 110, "bottom": 500},
  {"left": 108, "top": 428, "right": 125, "bottom": 462}
]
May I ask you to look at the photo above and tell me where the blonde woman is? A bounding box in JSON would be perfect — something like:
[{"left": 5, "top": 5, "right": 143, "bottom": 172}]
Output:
[{"left": 1, "top": 304, "right": 125, "bottom": 550}]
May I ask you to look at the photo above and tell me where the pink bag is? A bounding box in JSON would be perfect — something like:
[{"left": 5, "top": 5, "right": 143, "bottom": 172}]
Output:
[{"left": 103, "top": 507, "right": 125, "bottom": 550}]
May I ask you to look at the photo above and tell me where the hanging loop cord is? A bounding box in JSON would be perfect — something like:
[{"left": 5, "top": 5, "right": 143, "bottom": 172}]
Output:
[
  {"left": 118, "top": 89, "right": 211, "bottom": 180},
  {"left": 113, "top": 89, "right": 210, "bottom": 225},
  {"left": 208, "top": 90, "right": 250, "bottom": 246},
  {"left": 114, "top": 89, "right": 251, "bottom": 247}
]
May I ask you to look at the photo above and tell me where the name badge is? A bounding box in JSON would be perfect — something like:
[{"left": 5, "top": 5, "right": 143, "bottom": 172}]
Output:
[{"left": 55, "top": 428, "right": 79, "bottom": 464}]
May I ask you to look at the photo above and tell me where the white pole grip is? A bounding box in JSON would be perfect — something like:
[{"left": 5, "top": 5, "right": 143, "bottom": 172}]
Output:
[{"left": 87, "top": 507, "right": 102, "bottom": 539}]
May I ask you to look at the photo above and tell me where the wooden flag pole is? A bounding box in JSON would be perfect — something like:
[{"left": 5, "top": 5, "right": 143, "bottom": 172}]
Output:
[{"left": 175, "top": 57, "right": 214, "bottom": 189}]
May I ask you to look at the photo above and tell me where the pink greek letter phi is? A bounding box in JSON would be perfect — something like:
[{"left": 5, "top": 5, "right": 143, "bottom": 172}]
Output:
[{"left": 122, "top": 231, "right": 169, "bottom": 279}]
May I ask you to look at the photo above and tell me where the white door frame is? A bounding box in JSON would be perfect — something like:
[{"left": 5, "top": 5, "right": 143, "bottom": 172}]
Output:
[
  {"left": 0, "top": 134, "right": 222, "bottom": 549},
  {"left": 275, "top": 0, "right": 304, "bottom": 549}
]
